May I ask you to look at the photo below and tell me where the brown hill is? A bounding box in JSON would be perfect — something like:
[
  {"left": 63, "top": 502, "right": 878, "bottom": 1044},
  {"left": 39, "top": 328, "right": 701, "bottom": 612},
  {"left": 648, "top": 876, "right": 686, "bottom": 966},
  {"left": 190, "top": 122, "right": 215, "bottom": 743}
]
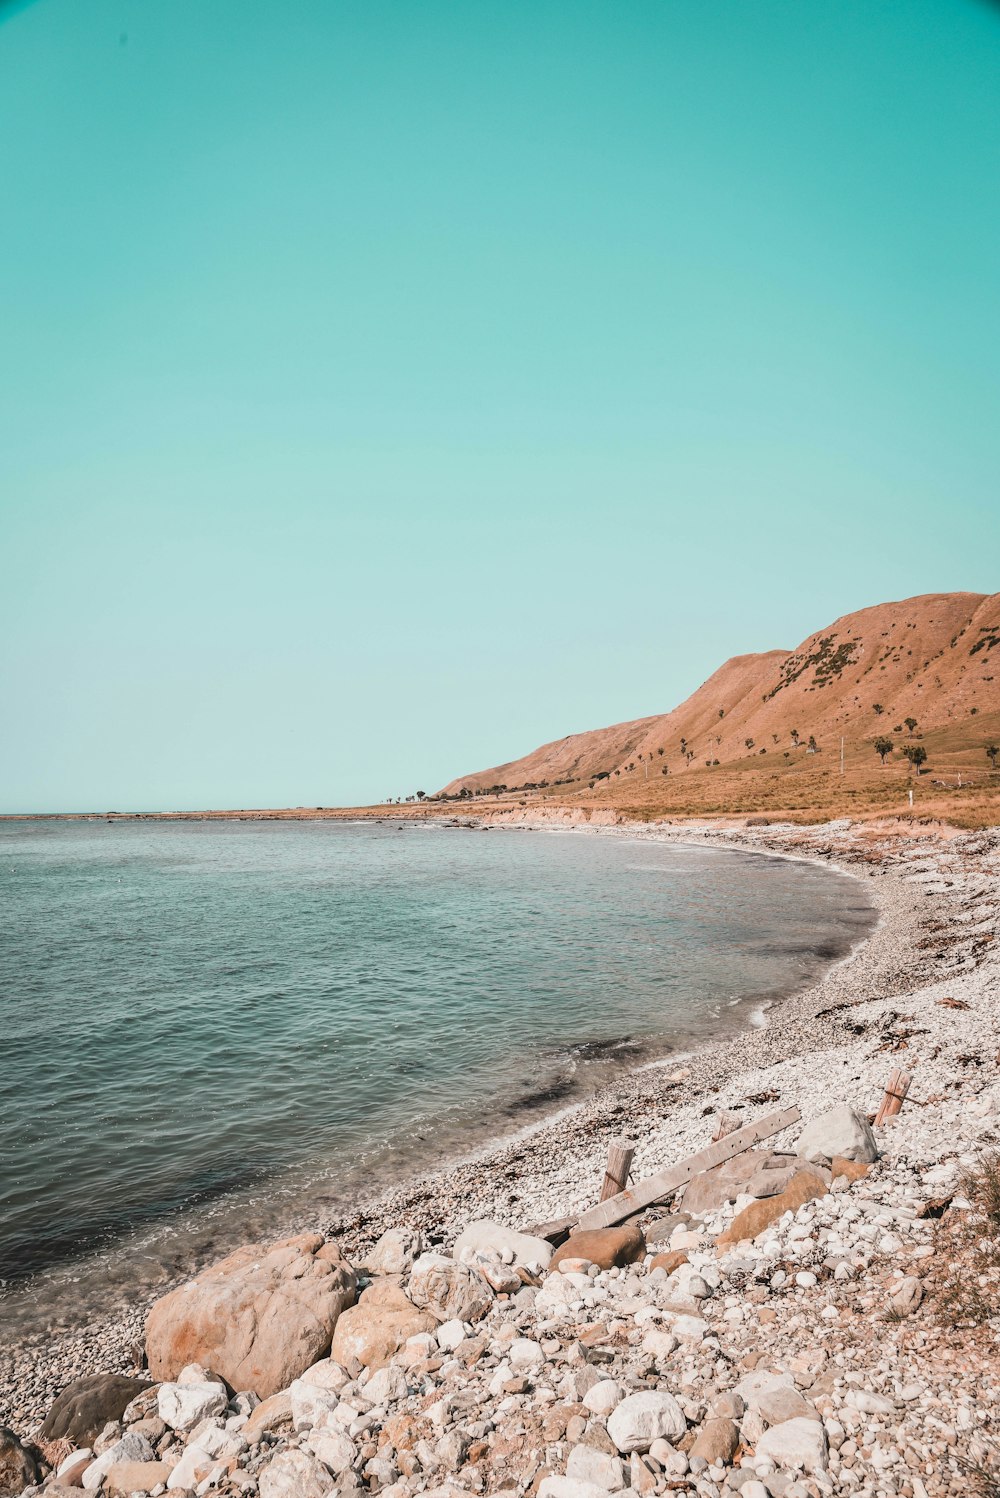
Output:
[{"left": 439, "top": 592, "right": 1000, "bottom": 822}]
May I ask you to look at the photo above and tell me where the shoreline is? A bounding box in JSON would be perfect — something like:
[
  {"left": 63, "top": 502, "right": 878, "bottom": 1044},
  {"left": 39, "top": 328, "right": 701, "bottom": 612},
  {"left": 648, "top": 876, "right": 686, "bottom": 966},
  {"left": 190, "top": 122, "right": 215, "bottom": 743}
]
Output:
[{"left": 6, "top": 813, "right": 995, "bottom": 1435}]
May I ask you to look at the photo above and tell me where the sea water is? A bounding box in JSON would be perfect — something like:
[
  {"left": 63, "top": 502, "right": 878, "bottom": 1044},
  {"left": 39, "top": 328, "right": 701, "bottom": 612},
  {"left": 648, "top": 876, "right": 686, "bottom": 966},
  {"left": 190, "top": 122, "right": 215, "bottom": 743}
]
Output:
[{"left": 0, "top": 817, "right": 873, "bottom": 1334}]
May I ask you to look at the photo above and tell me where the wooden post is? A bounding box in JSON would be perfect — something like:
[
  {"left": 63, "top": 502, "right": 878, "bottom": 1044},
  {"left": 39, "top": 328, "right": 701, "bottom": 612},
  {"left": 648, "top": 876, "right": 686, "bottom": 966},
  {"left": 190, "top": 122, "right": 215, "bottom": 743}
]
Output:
[
  {"left": 600, "top": 1139, "right": 635, "bottom": 1202},
  {"left": 875, "top": 1069, "right": 912, "bottom": 1127}
]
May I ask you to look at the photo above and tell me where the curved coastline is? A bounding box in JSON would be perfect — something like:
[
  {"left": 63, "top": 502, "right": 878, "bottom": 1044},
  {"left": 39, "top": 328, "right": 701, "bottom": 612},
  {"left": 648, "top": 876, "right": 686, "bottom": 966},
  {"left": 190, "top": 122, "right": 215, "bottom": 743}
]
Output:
[{"left": 0, "top": 815, "right": 957, "bottom": 1432}]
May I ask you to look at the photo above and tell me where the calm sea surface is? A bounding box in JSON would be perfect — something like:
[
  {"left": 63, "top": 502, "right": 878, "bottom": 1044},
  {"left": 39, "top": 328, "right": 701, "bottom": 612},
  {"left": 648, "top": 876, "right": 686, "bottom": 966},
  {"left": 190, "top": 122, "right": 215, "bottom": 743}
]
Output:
[{"left": 0, "top": 818, "right": 873, "bottom": 1335}]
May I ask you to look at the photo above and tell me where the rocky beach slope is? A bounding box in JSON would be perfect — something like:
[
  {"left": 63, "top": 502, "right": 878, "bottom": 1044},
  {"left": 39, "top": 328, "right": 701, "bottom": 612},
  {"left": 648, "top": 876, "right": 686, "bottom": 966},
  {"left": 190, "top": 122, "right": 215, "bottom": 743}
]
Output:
[{"left": 3, "top": 816, "right": 1000, "bottom": 1498}]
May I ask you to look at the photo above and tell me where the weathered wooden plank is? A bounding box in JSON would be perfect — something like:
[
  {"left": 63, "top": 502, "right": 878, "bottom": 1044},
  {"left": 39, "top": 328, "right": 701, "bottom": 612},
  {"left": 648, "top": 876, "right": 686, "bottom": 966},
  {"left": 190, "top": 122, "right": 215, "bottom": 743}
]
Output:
[{"left": 575, "top": 1106, "right": 802, "bottom": 1232}]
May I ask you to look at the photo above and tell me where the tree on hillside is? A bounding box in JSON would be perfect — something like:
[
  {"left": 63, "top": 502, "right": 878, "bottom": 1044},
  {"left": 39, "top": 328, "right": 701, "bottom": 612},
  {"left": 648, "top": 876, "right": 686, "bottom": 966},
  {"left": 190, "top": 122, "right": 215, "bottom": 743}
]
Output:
[
  {"left": 416, "top": 790, "right": 426, "bottom": 800},
  {"left": 904, "top": 717, "right": 918, "bottom": 733},
  {"left": 657, "top": 747, "right": 664, "bottom": 756},
  {"left": 808, "top": 735, "right": 818, "bottom": 752},
  {"left": 745, "top": 738, "right": 755, "bottom": 750},
  {"left": 902, "top": 744, "right": 927, "bottom": 773},
  {"left": 790, "top": 729, "right": 800, "bottom": 746},
  {"left": 873, "top": 703, "right": 884, "bottom": 716},
  {"left": 874, "top": 737, "right": 894, "bottom": 764},
  {"left": 987, "top": 745, "right": 999, "bottom": 768}
]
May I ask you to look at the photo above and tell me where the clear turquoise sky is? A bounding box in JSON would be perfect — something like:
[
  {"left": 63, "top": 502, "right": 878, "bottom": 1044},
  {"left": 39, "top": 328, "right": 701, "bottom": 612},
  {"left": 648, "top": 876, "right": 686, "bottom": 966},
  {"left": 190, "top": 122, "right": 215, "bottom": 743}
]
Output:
[{"left": 1, "top": 1, "right": 998, "bottom": 812}]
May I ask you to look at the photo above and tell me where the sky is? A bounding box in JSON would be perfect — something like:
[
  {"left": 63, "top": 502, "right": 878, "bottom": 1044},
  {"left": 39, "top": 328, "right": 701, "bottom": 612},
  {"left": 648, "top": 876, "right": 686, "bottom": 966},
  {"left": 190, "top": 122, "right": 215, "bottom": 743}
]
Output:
[{"left": 1, "top": 0, "right": 998, "bottom": 813}]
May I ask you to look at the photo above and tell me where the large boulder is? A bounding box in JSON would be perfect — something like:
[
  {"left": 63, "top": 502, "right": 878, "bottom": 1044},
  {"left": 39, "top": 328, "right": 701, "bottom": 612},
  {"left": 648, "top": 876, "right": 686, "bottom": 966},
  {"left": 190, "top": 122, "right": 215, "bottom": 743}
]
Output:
[
  {"left": 364, "top": 1227, "right": 424, "bottom": 1276},
  {"left": 40, "top": 1375, "right": 153, "bottom": 1448},
  {"left": 0, "top": 1429, "right": 39, "bottom": 1497},
  {"left": 258, "top": 1448, "right": 333, "bottom": 1498},
  {"left": 407, "top": 1253, "right": 494, "bottom": 1322},
  {"left": 796, "top": 1106, "right": 877, "bottom": 1167},
  {"left": 452, "top": 1220, "right": 553, "bottom": 1270},
  {"left": 550, "top": 1224, "right": 645, "bottom": 1272},
  {"left": 755, "top": 1416, "right": 829, "bottom": 1473},
  {"left": 330, "top": 1280, "right": 436, "bottom": 1370},
  {"left": 680, "top": 1151, "right": 779, "bottom": 1216},
  {"left": 717, "top": 1170, "right": 828, "bottom": 1247},
  {"left": 146, "top": 1232, "right": 356, "bottom": 1399},
  {"left": 607, "top": 1392, "right": 686, "bottom": 1453}
]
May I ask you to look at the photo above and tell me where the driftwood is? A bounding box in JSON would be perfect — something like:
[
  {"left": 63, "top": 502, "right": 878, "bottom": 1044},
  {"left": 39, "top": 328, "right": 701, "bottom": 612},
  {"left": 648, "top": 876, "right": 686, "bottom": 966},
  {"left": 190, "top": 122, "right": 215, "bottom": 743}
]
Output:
[
  {"left": 575, "top": 1106, "right": 802, "bottom": 1232},
  {"left": 875, "top": 1068, "right": 912, "bottom": 1128},
  {"left": 600, "top": 1139, "right": 635, "bottom": 1202}
]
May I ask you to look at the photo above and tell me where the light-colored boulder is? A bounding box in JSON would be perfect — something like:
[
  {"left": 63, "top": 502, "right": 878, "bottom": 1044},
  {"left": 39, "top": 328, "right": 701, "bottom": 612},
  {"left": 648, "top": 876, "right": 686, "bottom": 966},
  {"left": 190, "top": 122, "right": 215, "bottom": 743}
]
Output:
[
  {"left": 288, "top": 1376, "right": 340, "bottom": 1433},
  {"left": 566, "top": 1444, "right": 626, "bottom": 1490},
  {"left": 508, "top": 1337, "right": 544, "bottom": 1371},
  {"left": 607, "top": 1391, "right": 686, "bottom": 1453},
  {"left": 158, "top": 1377, "right": 227, "bottom": 1432},
  {"left": 365, "top": 1227, "right": 424, "bottom": 1276},
  {"left": 243, "top": 1391, "right": 293, "bottom": 1441},
  {"left": 435, "top": 1320, "right": 465, "bottom": 1352},
  {"left": 146, "top": 1232, "right": 356, "bottom": 1399},
  {"left": 753, "top": 1386, "right": 820, "bottom": 1426},
  {"left": 82, "top": 1433, "right": 155, "bottom": 1490},
  {"left": 583, "top": 1380, "right": 622, "bottom": 1417},
  {"left": 166, "top": 1445, "right": 227, "bottom": 1490},
  {"left": 259, "top": 1447, "right": 335, "bottom": 1498},
  {"left": 304, "top": 1426, "right": 355, "bottom": 1475},
  {"left": 796, "top": 1106, "right": 878, "bottom": 1167},
  {"left": 539, "top": 1477, "right": 613, "bottom": 1498},
  {"left": 755, "top": 1416, "right": 829, "bottom": 1473},
  {"left": 408, "top": 1252, "right": 494, "bottom": 1323},
  {"left": 331, "top": 1281, "right": 436, "bottom": 1370},
  {"left": 363, "top": 1365, "right": 410, "bottom": 1405},
  {"left": 452, "top": 1220, "right": 553, "bottom": 1270}
]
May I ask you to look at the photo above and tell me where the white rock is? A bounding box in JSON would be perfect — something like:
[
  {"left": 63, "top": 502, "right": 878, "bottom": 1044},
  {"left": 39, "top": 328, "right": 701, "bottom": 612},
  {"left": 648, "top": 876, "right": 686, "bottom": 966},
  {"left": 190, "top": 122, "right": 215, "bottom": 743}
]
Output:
[
  {"left": 566, "top": 1445, "right": 626, "bottom": 1491},
  {"left": 667, "top": 1314, "right": 708, "bottom": 1343},
  {"left": 796, "top": 1106, "right": 877, "bottom": 1167},
  {"left": 847, "top": 1390, "right": 895, "bottom": 1416},
  {"left": 259, "top": 1448, "right": 336, "bottom": 1498},
  {"left": 158, "top": 1379, "right": 228, "bottom": 1432},
  {"left": 583, "top": 1380, "right": 623, "bottom": 1417},
  {"left": 435, "top": 1319, "right": 466, "bottom": 1353},
  {"left": 304, "top": 1426, "right": 356, "bottom": 1475},
  {"left": 167, "top": 1447, "right": 226, "bottom": 1490},
  {"left": 452, "top": 1220, "right": 553, "bottom": 1270},
  {"left": 641, "top": 1327, "right": 679, "bottom": 1359},
  {"left": 756, "top": 1416, "right": 829, "bottom": 1473},
  {"left": 363, "top": 1364, "right": 410, "bottom": 1405},
  {"left": 607, "top": 1391, "right": 686, "bottom": 1453},
  {"left": 366, "top": 1226, "right": 424, "bottom": 1275},
  {"left": 509, "top": 1337, "right": 544, "bottom": 1371},
  {"left": 539, "top": 1479, "right": 612, "bottom": 1498},
  {"left": 289, "top": 1376, "right": 341, "bottom": 1432},
  {"left": 82, "top": 1435, "right": 156, "bottom": 1491}
]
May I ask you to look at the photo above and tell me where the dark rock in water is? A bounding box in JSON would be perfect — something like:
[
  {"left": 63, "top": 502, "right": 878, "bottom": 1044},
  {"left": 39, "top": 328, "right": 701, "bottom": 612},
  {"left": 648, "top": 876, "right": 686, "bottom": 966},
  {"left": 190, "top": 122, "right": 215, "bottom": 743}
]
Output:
[
  {"left": 0, "top": 1427, "right": 40, "bottom": 1496},
  {"left": 40, "top": 1374, "right": 152, "bottom": 1447}
]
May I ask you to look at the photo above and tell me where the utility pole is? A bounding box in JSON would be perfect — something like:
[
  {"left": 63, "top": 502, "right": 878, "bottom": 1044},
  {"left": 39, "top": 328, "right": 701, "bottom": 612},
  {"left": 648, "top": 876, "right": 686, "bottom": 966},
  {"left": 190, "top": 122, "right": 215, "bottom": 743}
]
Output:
[{"left": 840, "top": 736, "right": 845, "bottom": 775}]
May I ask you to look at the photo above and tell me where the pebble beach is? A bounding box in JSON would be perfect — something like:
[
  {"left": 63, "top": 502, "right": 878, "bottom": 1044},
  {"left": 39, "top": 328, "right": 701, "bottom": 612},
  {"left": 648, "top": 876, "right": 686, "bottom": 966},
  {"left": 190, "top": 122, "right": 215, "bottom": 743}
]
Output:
[{"left": 3, "top": 813, "right": 1000, "bottom": 1498}]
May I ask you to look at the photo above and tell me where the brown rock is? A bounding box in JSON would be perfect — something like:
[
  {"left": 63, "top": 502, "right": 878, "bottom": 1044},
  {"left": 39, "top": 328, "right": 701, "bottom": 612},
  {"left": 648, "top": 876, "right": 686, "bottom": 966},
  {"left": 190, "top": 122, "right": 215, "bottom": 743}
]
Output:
[
  {"left": 649, "top": 1250, "right": 689, "bottom": 1276},
  {"left": 830, "top": 1156, "right": 870, "bottom": 1183},
  {"left": 754, "top": 1387, "right": 820, "bottom": 1425},
  {"left": 690, "top": 1418, "right": 739, "bottom": 1465},
  {"left": 146, "top": 1232, "right": 356, "bottom": 1399},
  {"left": 330, "top": 1281, "right": 436, "bottom": 1371},
  {"left": 104, "top": 1460, "right": 172, "bottom": 1494},
  {"left": 550, "top": 1224, "right": 645, "bottom": 1271},
  {"left": 716, "top": 1170, "right": 828, "bottom": 1247},
  {"left": 0, "top": 1428, "right": 39, "bottom": 1498},
  {"left": 682, "top": 1151, "right": 777, "bottom": 1215},
  {"left": 40, "top": 1375, "right": 153, "bottom": 1448}
]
